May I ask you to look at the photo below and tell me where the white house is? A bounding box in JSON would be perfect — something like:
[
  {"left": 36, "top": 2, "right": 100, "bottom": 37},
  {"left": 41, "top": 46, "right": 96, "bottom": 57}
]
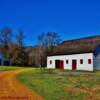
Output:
[
  {"left": 0, "top": 52, "right": 11, "bottom": 66},
  {"left": 47, "top": 35, "right": 100, "bottom": 71}
]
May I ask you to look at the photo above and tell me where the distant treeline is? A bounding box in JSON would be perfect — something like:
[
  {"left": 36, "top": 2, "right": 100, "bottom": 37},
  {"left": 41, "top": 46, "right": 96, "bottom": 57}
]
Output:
[{"left": 0, "top": 27, "right": 61, "bottom": 67}]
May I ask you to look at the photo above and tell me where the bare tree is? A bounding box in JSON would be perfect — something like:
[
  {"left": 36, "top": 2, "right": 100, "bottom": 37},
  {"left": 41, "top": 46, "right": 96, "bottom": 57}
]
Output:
[
  {"left": 36, "top": 32, "right": 61, "bottom": 67},
  {"left": 12, "top": 30, "right": 29, "bottom": 66},
  {"left": 16, "top": 30, "right": 25, "bottom": 47},
  {"left": 46, "top": 32, "right": 61, "bottom": 53},
  {"left": 0, "top": 27, "right": 13, "bottom": 57}
]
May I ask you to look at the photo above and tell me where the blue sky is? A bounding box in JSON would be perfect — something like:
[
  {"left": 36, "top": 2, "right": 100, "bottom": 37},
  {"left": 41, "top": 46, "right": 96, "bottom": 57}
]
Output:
[{"left": 0, "top": 0, "right": 100, "bottom": 45}]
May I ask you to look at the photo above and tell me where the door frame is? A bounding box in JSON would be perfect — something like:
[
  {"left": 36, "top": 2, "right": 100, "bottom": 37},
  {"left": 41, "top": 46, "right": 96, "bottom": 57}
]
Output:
[{"left": 72, "top": 59, "right": 77, "bottom": 70}]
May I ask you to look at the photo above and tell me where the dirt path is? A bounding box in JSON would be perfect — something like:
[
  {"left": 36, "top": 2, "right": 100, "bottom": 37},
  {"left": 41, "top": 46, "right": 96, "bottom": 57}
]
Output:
[{"left": 0, "top": 68, "right": 43, "bottom": 100}]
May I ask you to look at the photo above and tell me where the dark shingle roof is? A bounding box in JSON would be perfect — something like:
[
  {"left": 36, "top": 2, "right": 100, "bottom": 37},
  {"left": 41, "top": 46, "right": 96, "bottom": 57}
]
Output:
[{"left": 50, "top": 35, "right": 100, "bottom": 56}]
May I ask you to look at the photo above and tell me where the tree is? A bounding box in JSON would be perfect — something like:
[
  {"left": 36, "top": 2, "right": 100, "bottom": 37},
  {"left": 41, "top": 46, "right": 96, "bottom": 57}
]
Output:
[
  {"left": 16, "top": 30, "right": 25, "bottom": 47},
  {"left": 38, "top": 32, "right": 61, "bottom": 54},
  {"left": 45, "top": 32, "right": 61, "bottom": 53},
  {"left": 0, "top": 27, "right": 13, "bottom": 58},
  {"left": 36, "top": 32, "right": 61, "bottom": 67},
  {"left": 12, "top": 30, "right": 29, "bottom": 66}
]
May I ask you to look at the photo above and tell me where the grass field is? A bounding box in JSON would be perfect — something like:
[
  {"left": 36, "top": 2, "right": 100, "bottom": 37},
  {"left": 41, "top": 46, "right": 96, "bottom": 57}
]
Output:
[
  {"left": 0, "top": 66, "right": 22, "bottom": 71},
  {"left": 17, "top": 69, "right": 100, "bottom": 100}
]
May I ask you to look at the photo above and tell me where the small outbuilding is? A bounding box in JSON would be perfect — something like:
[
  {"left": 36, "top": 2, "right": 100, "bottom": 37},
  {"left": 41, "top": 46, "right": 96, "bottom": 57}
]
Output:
[
  {"left": 0, "top": 52, "right": 11, "bottom": 66},
  {"left": 47, "top": 35, "right": 100, "bottom": 71}
]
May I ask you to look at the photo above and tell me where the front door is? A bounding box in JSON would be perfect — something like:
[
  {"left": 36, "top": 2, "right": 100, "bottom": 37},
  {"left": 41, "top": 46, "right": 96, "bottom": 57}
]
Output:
[
  {"left": 60, "top": 60, "right": 64, "bottom": 70},
  {"left": 55, "top": 60, "right": 64, "bottom": 70},
  {"left": 72, "top": 60, "right": 77, "bottom": 70}
]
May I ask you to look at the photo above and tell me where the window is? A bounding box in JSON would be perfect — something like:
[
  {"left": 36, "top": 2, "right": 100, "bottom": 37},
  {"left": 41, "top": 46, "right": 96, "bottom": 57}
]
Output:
[
  {"left": 80, "top": 59, "right": 83, "bottom": 64},
  {"left": 88, "top": 59, "right": 91, "bottom": 64},
  {"left": 50, "top": 60, "right": 52, "bottom": 64},
  {"left": 3, "top": 61, "right": 10, "bottom": 66},
  {"left": 66, "top": 60, "right": 68, "bottom": 64},
  {"left": 0, "top": 59, "right": 1, "bottom": 65}
]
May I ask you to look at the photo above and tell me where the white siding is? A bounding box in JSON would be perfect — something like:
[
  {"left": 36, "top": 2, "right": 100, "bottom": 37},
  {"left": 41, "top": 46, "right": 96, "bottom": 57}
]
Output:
[{"left": 47, "top": 53, "right": 93, "bottom": 71}]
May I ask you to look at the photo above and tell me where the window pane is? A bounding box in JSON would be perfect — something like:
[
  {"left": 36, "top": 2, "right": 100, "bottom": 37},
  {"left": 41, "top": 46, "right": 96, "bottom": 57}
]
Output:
[
  {"left": 66, "top": 60, "right": 68, "bottom": 64},
  {"left": 0, "top": 59, "right": 1, "bottom": 65},
  {"left": 50, "top": 60, "right": 52, "bottom": 64},
  {"left": 80, "top": 59, "right": 83, "bottom": 64},
  {"left": 88, "top": 59, "right": 91, "bottom": 64}
]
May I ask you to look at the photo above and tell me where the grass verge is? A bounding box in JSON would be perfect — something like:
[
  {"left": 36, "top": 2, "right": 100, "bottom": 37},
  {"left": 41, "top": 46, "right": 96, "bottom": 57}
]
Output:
[
  {"left": 17, "top": 69, "right": 100, "bottom": 100},
  {"left": 0, "top": 66, "right": 22, "bottom": 71}
]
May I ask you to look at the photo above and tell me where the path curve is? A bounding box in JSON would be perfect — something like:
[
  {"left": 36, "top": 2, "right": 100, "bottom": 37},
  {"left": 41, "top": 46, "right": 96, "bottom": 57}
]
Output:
[{"left": 0, "top": 68, "right": 43, "bottom": 100}]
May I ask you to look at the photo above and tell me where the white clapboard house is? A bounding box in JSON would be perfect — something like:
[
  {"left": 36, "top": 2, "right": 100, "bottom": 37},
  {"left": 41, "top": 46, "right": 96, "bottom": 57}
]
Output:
[
  {"left": 0, "top": 52, "right": 11, "bottom": 66},
  {"left": 47, "top": 35, "right": 100, "bottom": 71}
]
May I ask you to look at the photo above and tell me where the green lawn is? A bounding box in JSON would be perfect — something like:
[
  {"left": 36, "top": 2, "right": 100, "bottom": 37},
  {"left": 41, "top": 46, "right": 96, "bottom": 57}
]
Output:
[
  {"left": 0, "top": 66, "right": 21, "bottom": 71},
  {"left": 17, "top": 69, "right": 100, "bottom": 100}
]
